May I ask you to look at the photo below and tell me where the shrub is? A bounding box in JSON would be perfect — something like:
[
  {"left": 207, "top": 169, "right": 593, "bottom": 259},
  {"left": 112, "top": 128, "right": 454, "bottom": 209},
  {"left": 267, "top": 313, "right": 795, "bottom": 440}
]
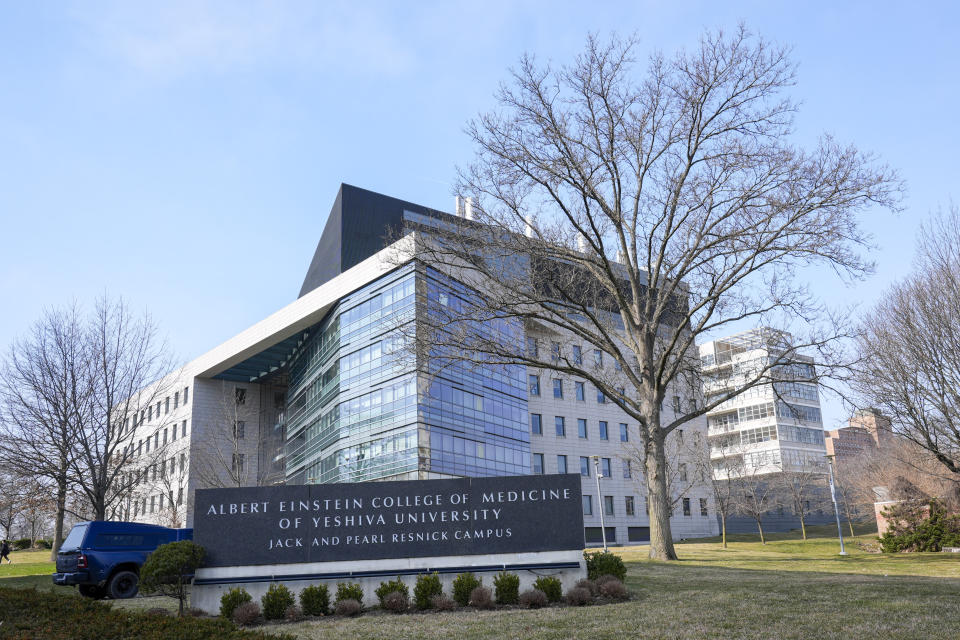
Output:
[
  {"left": 232, "top": 601, "right": 261, "bottom": 626},
  {"left": 595, "top": 574, "right": 620, "bottom": 587},
  {"left": 335, "top": 582, "right": 364, "bottom": 607},
  {"left": 584, "top": 551, "right": 627, "bottom": 582},
  {"left": 284, "top": 605, "right": 304, "bottom": 622},
  {"left": 575, "top": 578, "right": 598, "bottom": 596},
  {"left": 141, "top": 540, "right": 207, "bottom": 616},
  {"left": 413, "top": 572, "right": 443, "bottom": 610},
  {"left": 565, "top": 586, "right": 592, "bottom": 606},
  {"left": 12, "top": 538, "right": 32, "bottom": 550},
  {"left": 493, "top": 571, "right": 520, "bottom": 605},
  {"left": 518, "top": 588, "right": 548, "bottom": 609},
  {"left": 431, "top": 594, "right": 456, "bottom": 611},
  {"left": 598, "top": 579, "right": 628, "bottom": 600},
  {"left": 334, "top": 599, "right": 362, "bottom": 616},
  {"left": 220, "top": 587, "right": 253, "bottom": 619},
  {"left": 375, "top": 577, "right": 409, "bottom": 606},
  {"left": 382, "top": 591, "right": 409, "bottom": 613},
  {"left": 880, "top": 499, "right": 960, "bottom": 552},
  {"left": 452, "top": 572, "right": 482, "bottom": 606},
  {"left": 187, "top": 607, "right": 207, "bottom": 618},
  {"left": 468, "top": 586, "right": 494, "bottom": 609},
  {"left": 261, "top": 583, "right": 295, "bottom": 620},
  {"left": 145, "top": 607, "right": 170, "bottom": 616},
  {"left": 533, "top": 576, "right": 562, "bottom": 603},
  {"left": 0, "top": 585, "right": 296, "bottom": 639},
  {"left": 36, "top": 539, "right": 52, "bottom": 549},
  {"left": 299, "top": 584, "right": 330, "bottom": 616}
]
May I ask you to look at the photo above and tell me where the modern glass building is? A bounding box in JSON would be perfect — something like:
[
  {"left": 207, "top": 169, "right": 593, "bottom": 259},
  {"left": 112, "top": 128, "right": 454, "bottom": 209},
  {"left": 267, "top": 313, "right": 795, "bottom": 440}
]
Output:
[{"left": 121, "top": 183, "right": 716, "bottom": 543}]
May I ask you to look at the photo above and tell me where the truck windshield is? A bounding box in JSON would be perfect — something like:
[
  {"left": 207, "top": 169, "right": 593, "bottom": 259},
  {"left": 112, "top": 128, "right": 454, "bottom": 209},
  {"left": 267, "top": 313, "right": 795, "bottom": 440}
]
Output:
[{"left": 59, "top": 524, "right": 88, "bottom": 552}]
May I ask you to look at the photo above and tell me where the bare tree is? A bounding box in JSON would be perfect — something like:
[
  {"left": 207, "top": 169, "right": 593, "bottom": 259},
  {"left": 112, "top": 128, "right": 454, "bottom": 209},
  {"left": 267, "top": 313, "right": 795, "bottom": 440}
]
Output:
[
  {"left": 0, "top": 468, "right": 23, "bottom": 541},
  {"left": 18, "top": 478, "right": 55, "bottom": 546},
  {"left": 71, "top": 296, "right": 175, "bottom": 521},
  {"left": 397, "top": 26, "right": 899, "bottom": 559},
  {"left": 777, "top": 458, "right": 827, "bottom": 540},
  {"left": 732, "top": 463, "right": 780, "bottom": 544},
  {"left": 697, "top": 437, "right": 743, "bottom": 548},
  {"left": 855, "top": 206, "right": 960, "bottom": 477},
  {"left": 0, "top": 304, "right": 85, "bottom": 558}
]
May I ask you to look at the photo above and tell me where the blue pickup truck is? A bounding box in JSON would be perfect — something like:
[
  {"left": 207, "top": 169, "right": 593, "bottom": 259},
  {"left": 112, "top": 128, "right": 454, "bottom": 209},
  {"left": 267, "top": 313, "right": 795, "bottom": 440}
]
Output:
[{"left": 53, "top": 521, "right": 192, "bottom": 599}]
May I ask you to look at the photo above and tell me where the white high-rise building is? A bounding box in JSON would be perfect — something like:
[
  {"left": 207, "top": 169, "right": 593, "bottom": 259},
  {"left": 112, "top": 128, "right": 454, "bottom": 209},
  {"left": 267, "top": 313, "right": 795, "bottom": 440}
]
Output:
[{"left": 699, "top": 328, "right": 827, "bottom": 480}]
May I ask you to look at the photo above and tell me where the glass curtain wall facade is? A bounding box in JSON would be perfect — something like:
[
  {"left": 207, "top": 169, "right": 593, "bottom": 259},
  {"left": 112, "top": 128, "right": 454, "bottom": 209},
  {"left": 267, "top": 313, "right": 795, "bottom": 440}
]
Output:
[
  {"left": 285, "top": 265, "right": 418, "bottom": 484},
  {"left": 284, "top": 263, "right": 531, "bottom": 485},
  {"left": 421, "top": 267, "right": 530, "bottom": 477}
]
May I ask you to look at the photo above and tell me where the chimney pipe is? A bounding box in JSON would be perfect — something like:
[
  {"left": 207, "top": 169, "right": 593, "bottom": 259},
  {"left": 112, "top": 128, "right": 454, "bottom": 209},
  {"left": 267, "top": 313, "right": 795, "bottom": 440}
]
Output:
[
  {"left": 454, "top": 196, "right": 463, "bottom": 217},
  {"left": 576, "top": 233, "right": 589, "bottom": 253},
  {"left": 465, "top": 197, "right": 474, "bottom": 220}
]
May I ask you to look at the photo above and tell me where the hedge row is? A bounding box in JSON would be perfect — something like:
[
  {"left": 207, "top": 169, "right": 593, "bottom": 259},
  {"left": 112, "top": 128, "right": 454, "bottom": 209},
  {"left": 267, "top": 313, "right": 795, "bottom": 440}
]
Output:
[{"left": 0, "top": 587, "right": 294, "bottom": 640}]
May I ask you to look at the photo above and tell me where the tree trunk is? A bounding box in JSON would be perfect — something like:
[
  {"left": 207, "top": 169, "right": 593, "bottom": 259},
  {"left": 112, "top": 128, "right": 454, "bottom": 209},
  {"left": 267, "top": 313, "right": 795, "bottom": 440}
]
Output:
[
  {"left": 756, "top": 518, "right": 765, "bottom": 544},
  {"left": 50, "top": 474, "right": 67, "bottom": 561},
  {"left": 721, "top": 514, "right": 727, "bottom": 549},
  {"left": 799, "top": 513, "right": 807, "bottom": 541},
  {"left": 645, "top": 434, "right": 678, "bottom": 560}
]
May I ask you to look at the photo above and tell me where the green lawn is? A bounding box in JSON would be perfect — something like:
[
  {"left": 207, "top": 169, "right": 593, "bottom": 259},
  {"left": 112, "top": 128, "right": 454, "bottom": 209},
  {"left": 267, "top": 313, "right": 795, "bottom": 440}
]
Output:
[{"left": 3, "top": 528, "right": 959, "bottom": 639}]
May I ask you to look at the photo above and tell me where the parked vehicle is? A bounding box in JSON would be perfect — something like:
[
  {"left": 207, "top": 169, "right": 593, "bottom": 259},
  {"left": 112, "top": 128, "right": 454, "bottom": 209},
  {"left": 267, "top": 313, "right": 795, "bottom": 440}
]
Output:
[{"left": 53, "top": 521, "right": 192, "bottom": 599}]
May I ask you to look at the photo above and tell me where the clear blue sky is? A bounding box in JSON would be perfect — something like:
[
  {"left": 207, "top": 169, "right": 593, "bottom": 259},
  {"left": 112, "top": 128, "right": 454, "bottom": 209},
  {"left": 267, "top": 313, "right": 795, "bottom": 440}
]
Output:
[{"left": 1, "top": 1, "right": 956, "bottom": 430}]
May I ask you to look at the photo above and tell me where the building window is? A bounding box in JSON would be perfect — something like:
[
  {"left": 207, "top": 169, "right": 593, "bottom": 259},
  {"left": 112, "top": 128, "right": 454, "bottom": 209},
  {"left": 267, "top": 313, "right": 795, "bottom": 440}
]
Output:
[
  {"left": 599, "top": 421, "right": 609, "bottom": 440},
  {"left": 604, "top": 495, "right": 615, "bottom": 516},
  {"left": 162, "top": 428, "right": 168, "bottom": 445},
  {"left": 235, "top": 388, "right": 247, "bottom": 405},
  {"left": 580, "top": 456, "right": 590, "bottom": 477},
  {"left": 601, "top": 457, "right": 611, "bottom": 478},
  {"left": 577, "top": 418, "right": 588, "bottom": 439},
  {"left": 156, "top": 402, "right": 161, "bottom": 417},
  {"left": 575, "top": 381, "right": 585, "bottom": 401},
  {"left": 532, "top": 453, "right": 544, "bottom": 475},
  {"left": 182, "top": 420, "right": 187, "bottom": 438},
  {"left": 700, "top": 498, "right": 709, "bottom": 517},
  {"left": 582, "top": 495, "right": 593, "bottom": 515},
  {"left": 553, "top": 379, "right": 563, "bottom": 399},
  {"left": 138, "top": 440, "right": 142, "bottom": 456},
  {"left": 183, "top": 387, "right": 189, "bottom": 404},
  {"left": 531, "top": 413, "right": 543, "bottom": 435},
  {"left": 180, "top": 453, "right": 186, "bottom": 473},
  {"left": 679, "top": 463, "right": 688, "bottom": 482},
  {"left": 148, "top": 405, "right": 152, "bottom": 421},
  {"left": 620, "top": 423, "right": 629, "bottom": 442},
  {"left": 597, "top": 389, "right": 606, "bottom": 404},
  {"left": 177, "top": 487, "right": 184, "bottom": 506},
  {"left": 154, "top": 432, "right": 159, "bottom": 449},
  {"left": 682, "top": 497, "right": 691, "bottom": 516},
  {"left": 572, "top": 345, "right": 582, "bottom": 365},
  {"left": 164, "top": 397, "right": 170, "bottom": 414},
  {"left": 557, "top": 455, "right": 568, "bottom": 474},
  {"left": 625, "top": 496, "right": 636, "bottom": 516},
  {"left": 551, "top": 341, "right": 561, "bottom": 362},
  {"left": 232, "top": 453, "right": 245, "bottom": 475},
  {"left": 593, "top": 349, "right": 603, "bottom": 366},
  {"left": 234, "top": 421, "right": 245, "bottom": 439},
  {"left": 150, "top": 496, "right": 156, "bottom": 513},
  {"left": 623, "top": 459, "right": 632, "bottom": 478},
  {"left": 171, "top": 426, "right": 177, "bottom": 442},
  {"left": 174, "top": 391, "right": 179, "bottom": 409},
  {"left": 529, "top": 375, "right": 540, "bottom": 396},
  {"left": 672, "top": 395, "right": 681, "bottom": 413},
  {"left": 527, "top": 337, "right": 538, "bottom": 358},
  {"left": 159, "top": 493, "right": 164, "bottom": 510},
  {"left": 555, "top": 416, "right": 566, "bottom": 437}
]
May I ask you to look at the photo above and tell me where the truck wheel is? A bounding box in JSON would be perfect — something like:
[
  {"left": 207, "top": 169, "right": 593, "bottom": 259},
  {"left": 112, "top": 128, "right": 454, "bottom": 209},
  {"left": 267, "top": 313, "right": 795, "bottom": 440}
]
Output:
[
  {"left": 78, "top": 584, "right": 106, "bottom": 599},
  {"left": 107, "top": 570, "right": 139, "bottom": 599}
]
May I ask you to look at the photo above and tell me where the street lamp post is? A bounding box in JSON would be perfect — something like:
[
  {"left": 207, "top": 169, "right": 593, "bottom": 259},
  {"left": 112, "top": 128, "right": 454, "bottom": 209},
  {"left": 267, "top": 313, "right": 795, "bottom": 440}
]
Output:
[
  {"left": 825, "top": 454, "right": 848, "bottom": 556},
  {"left": 592, "top": 456, "right": 608, "bottom": 552}
]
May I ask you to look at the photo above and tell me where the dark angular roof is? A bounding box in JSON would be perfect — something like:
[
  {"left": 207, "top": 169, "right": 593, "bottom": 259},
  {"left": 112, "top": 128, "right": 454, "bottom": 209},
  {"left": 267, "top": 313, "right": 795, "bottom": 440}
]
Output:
[{"left": 298, "top": 184, "right": 447, "bottom": 298}]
